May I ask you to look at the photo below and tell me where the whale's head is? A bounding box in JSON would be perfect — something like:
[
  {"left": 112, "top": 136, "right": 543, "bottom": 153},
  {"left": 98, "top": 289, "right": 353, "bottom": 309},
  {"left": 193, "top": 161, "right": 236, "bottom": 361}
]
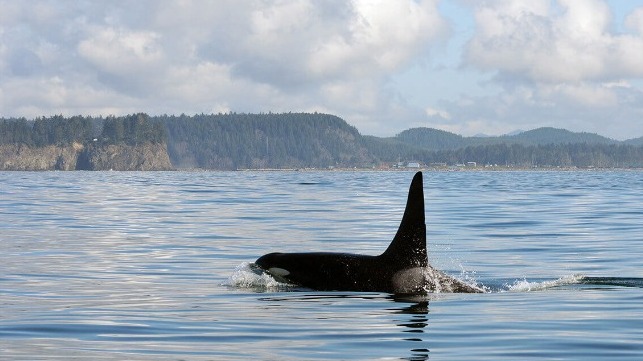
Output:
[{"left": 255, "top": 252, "right": 293, "bottom": 283}]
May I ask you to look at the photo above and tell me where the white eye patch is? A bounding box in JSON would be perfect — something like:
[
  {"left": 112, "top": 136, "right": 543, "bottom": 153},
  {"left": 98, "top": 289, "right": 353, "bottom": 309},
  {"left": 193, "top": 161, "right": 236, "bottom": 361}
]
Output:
[{"left": 268, "top": 267, "right": 290, "bottom": 277}]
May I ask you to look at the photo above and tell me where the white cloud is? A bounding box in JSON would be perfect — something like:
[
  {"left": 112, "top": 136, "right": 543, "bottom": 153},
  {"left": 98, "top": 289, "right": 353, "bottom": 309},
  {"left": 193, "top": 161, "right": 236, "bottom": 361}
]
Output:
[
  {"left": 625, "top": 7, "right": 643, "bottom": 34},
  {"left": 438, "top": 0, "right": 643, "bottom": 139},
  {"left": 548, "top": 83, "right": 618, "bottom": 107},
  {"left": 0, "top": 0, "right": 448, "bottom": 136},
  {"left": 78, "top": 27, "right": 164, "bottom": 76},
  {"left": 434, "top": 80, "right": 643, "bottom": 139},
  {"left": 338, "top": 0, "right": 446, "bottom": 71},
  {"left": 466, "top": 0, "right": 643, "bottom": 83},
  {"left": 1, "top": 0, "right": 642, "bottom": 140},
  {"left": 425, "top": 107, "right": 451, "bottom": 119}
]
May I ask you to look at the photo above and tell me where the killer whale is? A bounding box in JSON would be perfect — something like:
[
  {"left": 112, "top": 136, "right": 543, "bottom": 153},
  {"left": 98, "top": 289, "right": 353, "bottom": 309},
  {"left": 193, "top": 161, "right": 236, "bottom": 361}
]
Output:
[{"left": 255, "top": 171, "right": 484, "bottom": 294}]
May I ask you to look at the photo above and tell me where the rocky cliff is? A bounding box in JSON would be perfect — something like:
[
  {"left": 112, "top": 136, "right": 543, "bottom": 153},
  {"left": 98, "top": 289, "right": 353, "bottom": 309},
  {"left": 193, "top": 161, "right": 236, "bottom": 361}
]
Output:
[
  {"left": 76, "top": 143, "right": 173, "bottom": 171},
  {"left": 0, "top": 142, "right": 173, "bottom": 171},
  {"left": 0, "top": 143, "right": 83, "bottom": 170}
]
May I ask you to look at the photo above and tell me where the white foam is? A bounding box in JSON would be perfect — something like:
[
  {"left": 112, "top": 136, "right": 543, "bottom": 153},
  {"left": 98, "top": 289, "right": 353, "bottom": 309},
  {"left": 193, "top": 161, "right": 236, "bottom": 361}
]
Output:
[
  {"left": 505, "top": 274, "right": 585, "bottom": 292},
  {"left": 421, "top": 266, "right": 487, "bottom": 293},
  {"left": 225, "top": 262, "right": 292, "bottom": 291},
  {"left": 456, "top": 266, "right": 489, "bottom": 292}
]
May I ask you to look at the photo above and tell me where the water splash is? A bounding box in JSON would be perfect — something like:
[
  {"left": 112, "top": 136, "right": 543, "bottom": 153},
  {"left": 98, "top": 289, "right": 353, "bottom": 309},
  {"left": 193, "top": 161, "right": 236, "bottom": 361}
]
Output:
[
  {"left": 504, "top": 274, "right": 585, "bottom": 292},
  {"left": 419, "top": 266, "right": 487, "bottom": 293},
  {"left": 225, "top": 262, "right": 293, "bottom": 291},
  {"left": 456, "top": 265, "right": 490, "bottom": 293}
]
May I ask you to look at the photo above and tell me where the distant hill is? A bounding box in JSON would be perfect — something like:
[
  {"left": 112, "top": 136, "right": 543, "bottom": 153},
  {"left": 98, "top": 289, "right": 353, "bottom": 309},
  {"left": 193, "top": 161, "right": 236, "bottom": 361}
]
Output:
[
  {"left": 394, "top": 126, "right": 619, "bottom": 151},
  {"left": 625, "top": 136, "right": 643, "bottom": 146},
  {"left": 161, "top": 113, "right": 376, "bottom": 169},
  {"left": 504, "top": 129, "right": 524, "bottom": 136},
  {"left": 361, "top": 135, "right": 431, "bottom": 164},
  {"left": 395, "top": 128, "right": 466, "bottom": 151},
  {"left": 507, "top": 127, "right": 617, "bottom": 146}
]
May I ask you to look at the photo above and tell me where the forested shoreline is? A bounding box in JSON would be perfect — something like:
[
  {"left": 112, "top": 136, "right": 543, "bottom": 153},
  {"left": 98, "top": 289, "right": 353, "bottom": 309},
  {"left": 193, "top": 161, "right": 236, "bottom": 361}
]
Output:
[
  {"left": 1, "top": 112, "right": 642, "bottom": 170},
  {"left": 0, "top": 114, "right": 171, "bottom": 170}
]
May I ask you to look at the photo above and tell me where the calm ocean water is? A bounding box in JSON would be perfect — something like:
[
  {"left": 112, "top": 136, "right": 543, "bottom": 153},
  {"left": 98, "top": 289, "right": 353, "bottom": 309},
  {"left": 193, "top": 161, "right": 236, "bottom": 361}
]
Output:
[{"left": 1, "top": 170, "right": 642, "bottom": 360}]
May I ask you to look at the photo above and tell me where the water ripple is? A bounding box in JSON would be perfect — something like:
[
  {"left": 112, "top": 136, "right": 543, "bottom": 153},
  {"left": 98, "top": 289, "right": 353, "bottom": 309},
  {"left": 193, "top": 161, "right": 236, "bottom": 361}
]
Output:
[{"left": 1, "top": 170, "right": 642, "bottom": 360}]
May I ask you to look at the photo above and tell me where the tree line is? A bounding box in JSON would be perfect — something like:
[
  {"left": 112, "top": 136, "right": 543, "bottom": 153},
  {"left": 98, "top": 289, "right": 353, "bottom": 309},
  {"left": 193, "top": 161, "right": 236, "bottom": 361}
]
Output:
[
  {"left": 0, "top": 115, "right": 94, "bottom": 146},
  {"left": 0, "top": 113, "right": 165, "bottom": 146},
  {"left": 425, "top": 143, "right": 643, "bottom": 168},
  {"left": 160, "top": 112, "right": 371, "bottom": 169}
]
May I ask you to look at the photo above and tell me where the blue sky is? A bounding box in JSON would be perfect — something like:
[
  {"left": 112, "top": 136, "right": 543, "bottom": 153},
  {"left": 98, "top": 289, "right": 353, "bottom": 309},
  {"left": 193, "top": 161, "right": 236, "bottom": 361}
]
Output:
[{"left": 1, "top": 0, "right": 643, "bottom": 140}]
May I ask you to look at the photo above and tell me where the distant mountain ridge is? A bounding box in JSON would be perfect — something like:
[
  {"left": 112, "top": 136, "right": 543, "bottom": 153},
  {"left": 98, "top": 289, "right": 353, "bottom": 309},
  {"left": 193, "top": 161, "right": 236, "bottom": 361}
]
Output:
[
  {"left": 394, "top": 126, "right": 619, "bottom": 151},
  {"left": 624, "top": 136, "right": 643, "bottom": 146}
]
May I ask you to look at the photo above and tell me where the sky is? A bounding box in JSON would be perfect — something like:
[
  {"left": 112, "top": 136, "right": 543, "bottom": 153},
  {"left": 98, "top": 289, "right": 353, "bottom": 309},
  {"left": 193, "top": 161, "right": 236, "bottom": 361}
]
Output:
[{"left": 1, "top": 0, "right": 643, "bottom": 140}]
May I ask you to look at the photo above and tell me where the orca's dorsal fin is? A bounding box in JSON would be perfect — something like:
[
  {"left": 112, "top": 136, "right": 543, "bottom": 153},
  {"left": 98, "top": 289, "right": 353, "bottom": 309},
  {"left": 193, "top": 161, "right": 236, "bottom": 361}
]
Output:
[{"left": 381, "top": 171, "right": 428, "bottom": 268}]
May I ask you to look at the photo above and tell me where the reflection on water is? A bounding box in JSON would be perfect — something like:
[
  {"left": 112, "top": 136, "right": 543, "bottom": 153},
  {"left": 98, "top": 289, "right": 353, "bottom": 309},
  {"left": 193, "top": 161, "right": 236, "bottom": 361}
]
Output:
[
  {"left": 395, "top": 299, "right": 430, "bottom": 361},
  {"left": 1, "top": 170, "right": 642, "bottom": 360},
  {"left": 256, "top": 293, "right": 433, "bottom": 360}
]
